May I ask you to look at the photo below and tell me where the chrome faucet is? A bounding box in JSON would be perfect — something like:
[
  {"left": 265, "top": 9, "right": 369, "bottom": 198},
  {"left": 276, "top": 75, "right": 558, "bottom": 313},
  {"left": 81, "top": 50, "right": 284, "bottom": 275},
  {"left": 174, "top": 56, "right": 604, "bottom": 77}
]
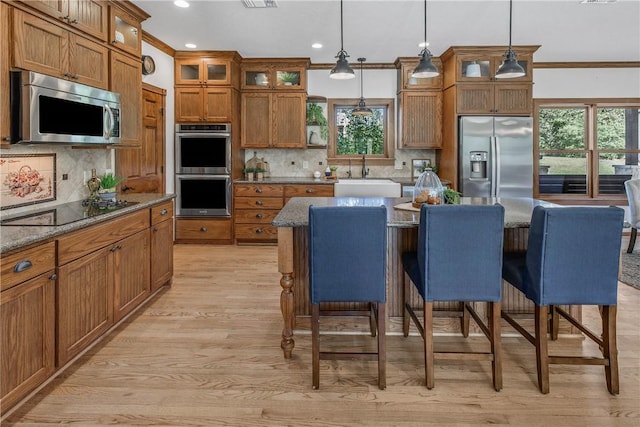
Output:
[{"left": 361, "top": 154, "right": 369, "bottom": 178}]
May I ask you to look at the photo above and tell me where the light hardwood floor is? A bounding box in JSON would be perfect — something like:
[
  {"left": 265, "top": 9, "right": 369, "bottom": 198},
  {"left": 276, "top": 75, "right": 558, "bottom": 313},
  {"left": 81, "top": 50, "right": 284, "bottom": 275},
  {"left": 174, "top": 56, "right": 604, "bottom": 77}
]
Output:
[{"left": 3, "top": 244, "right": 640, "bottom": 426}]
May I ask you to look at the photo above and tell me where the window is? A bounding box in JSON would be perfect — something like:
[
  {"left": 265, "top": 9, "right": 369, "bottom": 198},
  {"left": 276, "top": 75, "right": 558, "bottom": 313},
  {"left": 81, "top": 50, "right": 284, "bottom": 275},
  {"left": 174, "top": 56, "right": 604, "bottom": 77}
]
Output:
[
  {"left": 536, "top": 100, "right": 639, "bottom": 200},
  {"left": 327, "top": 98, "right": 395, "bottom": 165}
]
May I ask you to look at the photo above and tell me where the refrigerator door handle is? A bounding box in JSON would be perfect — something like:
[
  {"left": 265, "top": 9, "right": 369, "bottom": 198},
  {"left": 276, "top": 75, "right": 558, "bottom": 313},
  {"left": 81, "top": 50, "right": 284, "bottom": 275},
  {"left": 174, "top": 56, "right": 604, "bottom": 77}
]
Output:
[
  {"left": 494, "top": 136, "right": 501, "bottom": 197},
  {"left": 490, "top": 136, "right": 497, "bottom": 196}
]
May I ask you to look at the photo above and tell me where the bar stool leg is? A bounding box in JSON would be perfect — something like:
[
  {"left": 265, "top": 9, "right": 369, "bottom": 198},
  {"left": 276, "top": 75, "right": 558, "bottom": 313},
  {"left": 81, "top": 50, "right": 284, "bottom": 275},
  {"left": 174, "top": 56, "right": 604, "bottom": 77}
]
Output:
[
  {"left": 535, "top": 305, "right": 550, "bottom": 394},
  {"left": 377, "top": 303, "right": 387, "bottom": 390},
  {"left": 312, "top": 304, "right": 320, "bottom": 390},
  {"left": 424, "top": 301, "right": 435, "bottom": 390},
  {"left": 403, "top": 273, "right": 410, "bottom": 337},
  {"left": 602, "top": 305, "right": 619, "bottom": 395},
  {"left": 490, "top": 301, "right": 503, "bottom": 391}
]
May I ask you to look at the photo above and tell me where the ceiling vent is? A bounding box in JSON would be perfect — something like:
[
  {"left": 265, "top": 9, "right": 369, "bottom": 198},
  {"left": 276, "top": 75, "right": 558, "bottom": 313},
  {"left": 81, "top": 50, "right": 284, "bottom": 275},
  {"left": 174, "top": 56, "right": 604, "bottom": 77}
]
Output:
[
  {"left": 580, "top": 0, "right": 617, "bottom": 4},
  {"left": 241, "top": 0, "right": 278, "bottom": 8}
]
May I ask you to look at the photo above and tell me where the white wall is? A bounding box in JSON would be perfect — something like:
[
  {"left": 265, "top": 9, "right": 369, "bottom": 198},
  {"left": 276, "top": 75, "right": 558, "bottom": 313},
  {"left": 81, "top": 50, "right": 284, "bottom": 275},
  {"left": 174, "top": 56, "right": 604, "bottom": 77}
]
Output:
[
  {"left": 141, "top": 42, "right": 175, "bottom": 193},
  {"left": 533, "top": 68, "right": 640, "bottom": 99}
]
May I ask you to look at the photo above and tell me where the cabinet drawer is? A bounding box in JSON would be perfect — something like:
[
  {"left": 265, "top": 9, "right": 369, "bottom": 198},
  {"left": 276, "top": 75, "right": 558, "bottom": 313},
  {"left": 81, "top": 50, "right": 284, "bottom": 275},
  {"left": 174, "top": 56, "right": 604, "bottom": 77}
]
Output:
[
  {"left": 151, "top": 200, "right": 174, "bottom": 225},
  {"left": 58, "top": 210, "right": 149, "bottom": 265},
  {"left": 234, "top": 196, "right": 284, "bottom": 210},
  {"left": 1, "top": 242, "right": 56, "bottom": 292},
  {"left": 234, "top": 184, "right": 284, "bottom": 198},
  {"left": 175, "top": 218, "right": 232, "bottom": 241},
  {"left": 235, "top": 224, "right": 278, "bottom": 240},
  {"left": 234, "top": 209, "right": 278, "bottom": 224},
  {"left": 284, "top": 184, "right": 334, "bottom": 198}
]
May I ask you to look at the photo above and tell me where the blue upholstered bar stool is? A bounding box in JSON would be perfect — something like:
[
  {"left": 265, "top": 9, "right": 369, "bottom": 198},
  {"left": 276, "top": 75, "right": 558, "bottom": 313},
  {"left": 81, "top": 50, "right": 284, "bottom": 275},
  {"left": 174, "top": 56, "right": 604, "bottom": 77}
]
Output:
[
  {"left": 501, "top": 206, "right": 625, "bottom": 394},
  {"left": 402, "top": 204, "right": 505, "bottom": 390},
  {"left": 308, "top": 205, "right": 387, "bottom": 390},
  {"left": 624, "top": 179, "right": 640, "bottom": 253}
]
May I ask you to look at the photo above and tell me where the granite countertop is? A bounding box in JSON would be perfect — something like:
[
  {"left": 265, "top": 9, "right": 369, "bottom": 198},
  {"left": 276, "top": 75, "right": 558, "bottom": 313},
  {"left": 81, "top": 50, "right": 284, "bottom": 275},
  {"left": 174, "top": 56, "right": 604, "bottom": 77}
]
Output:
[
  {"left": 1, "top": 193, "right": 175, "bottom": 254},
  {"left": 272, "top": 197, "right": 557, "bottom": 229},
  {"left": 233, "top": 176, "right": 450, "bottom": 186}
]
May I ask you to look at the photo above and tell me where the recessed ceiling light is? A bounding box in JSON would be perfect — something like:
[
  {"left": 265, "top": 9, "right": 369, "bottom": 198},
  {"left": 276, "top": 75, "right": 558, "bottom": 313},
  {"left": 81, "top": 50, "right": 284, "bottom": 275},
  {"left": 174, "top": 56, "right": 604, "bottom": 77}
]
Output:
[
  {"left": 312, "top": 43, "right": 323, "bottom": 49},
  {"left": 174, "top": 0, "right": 189, "bottom": 8},
  {"left": 185, "top": 43, "right": 197, "bottom": 49},
  {"left": 418, "top": 41, "right": 430, "bottom": 48}
]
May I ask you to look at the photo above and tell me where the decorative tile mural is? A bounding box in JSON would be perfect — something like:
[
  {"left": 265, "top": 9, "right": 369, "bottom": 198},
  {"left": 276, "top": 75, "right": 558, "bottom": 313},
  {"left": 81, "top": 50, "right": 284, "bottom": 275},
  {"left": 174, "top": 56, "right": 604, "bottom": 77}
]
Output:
[{"left": 0, "top": 154, "right": 56, "bottom": 209}]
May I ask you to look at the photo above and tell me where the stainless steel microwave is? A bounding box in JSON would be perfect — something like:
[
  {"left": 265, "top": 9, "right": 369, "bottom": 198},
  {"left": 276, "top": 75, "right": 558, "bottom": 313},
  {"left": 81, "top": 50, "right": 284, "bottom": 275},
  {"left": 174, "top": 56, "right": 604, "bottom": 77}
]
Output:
[{"left": 10, "top": 71, "right": 121, "bottom": 145}]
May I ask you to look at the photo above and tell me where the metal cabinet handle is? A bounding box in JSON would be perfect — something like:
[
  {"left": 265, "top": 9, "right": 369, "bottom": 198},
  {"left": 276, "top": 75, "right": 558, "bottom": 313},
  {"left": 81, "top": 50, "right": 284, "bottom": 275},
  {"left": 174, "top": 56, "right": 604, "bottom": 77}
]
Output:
[
  {"left": 256, "top": 228, "right": 263, "bottom": 234},
  {"left": 306, "top": 188, "right": 313, "bottom": 193},
  {"left": 153, "top": 227, "right": 159, "bottom": 232},
  {"left": 110, "top": 246, "right": 118, "bottom": 252},
  {"left": 256, "top": 213, "right": 263, "bottom": 219},
  {"left": 256, "top": 188, "right": 263, "bottom": 193},
  {"left": 200, "top": 226, "right": 207, "bottom": 232},
  {"left": 70, "top": 18, "right": 78, "bottom": 24},
  {"left": 160, "top": 209, "right": 168, "bottom": 215},
  {"left": 256, "top": 200, "right": 263, "bottom": 206},
  {"left": 49, "top": 273, "right": 57, "bottom": 281},
  {"left": 13, "top": 260, "right": 32, "bottom": 273}
]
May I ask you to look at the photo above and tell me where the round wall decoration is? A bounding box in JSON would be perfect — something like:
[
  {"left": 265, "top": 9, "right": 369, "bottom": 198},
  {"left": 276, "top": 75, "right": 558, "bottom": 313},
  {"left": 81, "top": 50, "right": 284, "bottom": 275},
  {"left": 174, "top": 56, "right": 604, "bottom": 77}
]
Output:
[{"left": 142, "top": 55, "right": 156, "bottom": 75}]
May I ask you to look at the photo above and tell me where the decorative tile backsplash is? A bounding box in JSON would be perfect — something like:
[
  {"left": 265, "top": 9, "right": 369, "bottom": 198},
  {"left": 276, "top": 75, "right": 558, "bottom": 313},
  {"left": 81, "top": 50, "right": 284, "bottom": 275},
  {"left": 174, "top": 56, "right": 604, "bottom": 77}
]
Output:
[
  {"left": 243, "top": 148, "right": 436, "bottom": 179},
  {"left": 0, "top": 154, "right": 56, "bottom": 209},
  {"left": 0, "top": 145, "right": 111, "bottom": 218}
]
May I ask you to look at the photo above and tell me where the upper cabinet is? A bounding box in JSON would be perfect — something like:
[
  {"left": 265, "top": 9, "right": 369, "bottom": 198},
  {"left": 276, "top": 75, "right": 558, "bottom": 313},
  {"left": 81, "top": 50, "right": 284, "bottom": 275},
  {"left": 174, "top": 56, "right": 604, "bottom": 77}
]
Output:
[
  {"left": 17, "top": 0, "right": 108, "bottom": 41},
  {"left": 395, "top": 57, "right": 443, "bottom": 149},
  {"left": 440, "top": 46, "right": 539, "bottom": 115},
  {"left": 109, "top": 3, "right": 145, "bottom": 57},
  {"left": 12, "top": 8, "right": 109, "bottom": 89},
  {"left": 241, "top": 58, "right": 309, "bottom": 91},
  {"left": 175, "top": 57, "right": 235, "bottom": 87},
  {"left": 174, "top": 51, "right": 241, "bottom": 123}
]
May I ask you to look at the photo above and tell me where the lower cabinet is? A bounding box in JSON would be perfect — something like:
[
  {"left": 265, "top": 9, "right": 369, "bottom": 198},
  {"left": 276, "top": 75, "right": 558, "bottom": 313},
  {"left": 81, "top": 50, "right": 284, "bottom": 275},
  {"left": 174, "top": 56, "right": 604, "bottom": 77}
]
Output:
[
  {"left": 57, "top": 245, "right": 114, "bottom": 365},
  {"left": 175, "top": 217, "right": 233, "bottom": 244},
  {"left": 0, "top": 199, "right": 174, "bottom": 415},
  {"left": 0, "top": 270, "right": 56, "bottom": 412}
]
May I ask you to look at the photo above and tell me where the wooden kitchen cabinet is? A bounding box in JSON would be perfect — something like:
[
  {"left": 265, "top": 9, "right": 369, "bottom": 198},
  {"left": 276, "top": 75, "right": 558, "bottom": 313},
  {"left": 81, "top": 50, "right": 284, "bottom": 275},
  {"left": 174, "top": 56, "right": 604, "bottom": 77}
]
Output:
[
  {"left": 241, "top": 92, "right": 307, "bottom": 148},
  {"left": 395, "top": 57, "right": 443, "bottom": 149},
  {"left": 175, "top": 87, "right": 233, "bottom": 123},
  {"left": 175, "top": 218, "right": 233, "bottom": 244},
  {"left": 175, "top": 57, "right": 234, "bottom": 86},
  {"left": 234, "top": 184, "right": 284, "bottom": 243},
  {"left": 241, "top": 59, "right": 308, "bottom": 91},
  {"left": 57, "top": 209, "right": 149, "bottom": 364},
  {"left": 110, "top": 51, "right": 142, "bottom": 145},
  {"left": 455, "top": 82, "right": 532, "bottom": 115},
  {"left": 150, "top": 200, "right": 174, "bottom": 292},
  {"left": 16, "top": 0, "right": 108, "bottom": 41},
  {"left": 283, "top": 184, "right": 334, "bottom": 204},
  {"left": 0, "top": 241, "right": 57, "bottom": 414},
  {"left": 108, "top": 3, "right": 146, "bottom": 57},
  {"left": 12, "top": 8, "right": 109, "bottom": 89},
  {"left": 398, "top": 91, "right": 443, "bottom": 149}
]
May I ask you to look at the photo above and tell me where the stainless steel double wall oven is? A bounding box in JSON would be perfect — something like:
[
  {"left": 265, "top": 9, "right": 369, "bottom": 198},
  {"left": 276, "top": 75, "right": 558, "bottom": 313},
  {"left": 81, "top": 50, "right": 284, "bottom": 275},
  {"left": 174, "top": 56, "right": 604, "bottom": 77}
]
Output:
[{"left": 175, "top": 123, "right": 232, "bottom": 217}]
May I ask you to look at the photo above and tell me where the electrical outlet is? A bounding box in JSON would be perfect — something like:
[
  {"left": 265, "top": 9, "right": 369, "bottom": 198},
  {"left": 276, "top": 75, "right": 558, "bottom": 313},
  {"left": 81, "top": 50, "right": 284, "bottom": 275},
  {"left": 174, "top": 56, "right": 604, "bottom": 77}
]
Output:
[
  {"left": 394, "top": 159, "right": 403, "bottom": 170},
  {"left": 62, "top": 173, "right": 69, "bottom": 180},
  {"left": 302, "top": 161, "right": 309, "bottom": 169},
  {"left": 83, "top": 170, "right": 91, "bottom": 182}
]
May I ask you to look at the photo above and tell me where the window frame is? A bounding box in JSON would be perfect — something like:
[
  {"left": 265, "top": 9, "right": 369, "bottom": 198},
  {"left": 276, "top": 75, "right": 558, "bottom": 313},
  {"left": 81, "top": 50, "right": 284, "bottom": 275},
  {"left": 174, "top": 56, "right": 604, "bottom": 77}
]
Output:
[
  {"left": 534, "top": 98, "right": 640, "bottom": 204},
  {"left": 327, "top": 98, "right": 395, "bottom": 166}
]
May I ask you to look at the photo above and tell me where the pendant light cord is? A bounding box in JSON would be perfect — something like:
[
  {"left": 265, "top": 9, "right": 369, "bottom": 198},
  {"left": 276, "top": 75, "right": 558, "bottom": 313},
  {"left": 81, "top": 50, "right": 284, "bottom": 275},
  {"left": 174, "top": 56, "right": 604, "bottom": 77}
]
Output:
[
  {"left": 340, "top": 0, "right": 345, "bottom": 53},
  {"left": 423, "top": 0, "right": 427, "bottom": 52},
  {"left": 360, "top": 59, "right": 364, "bottom": 97},
  {"left": 508, "top": 0, "right": 513, "bottom": 48}
]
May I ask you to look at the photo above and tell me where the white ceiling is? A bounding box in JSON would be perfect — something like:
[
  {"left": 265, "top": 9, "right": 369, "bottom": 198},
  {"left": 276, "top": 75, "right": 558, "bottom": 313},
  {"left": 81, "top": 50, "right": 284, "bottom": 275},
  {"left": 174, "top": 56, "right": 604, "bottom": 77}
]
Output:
[{"left": 131, "top": 0, "right": 640, "bottom": 64}]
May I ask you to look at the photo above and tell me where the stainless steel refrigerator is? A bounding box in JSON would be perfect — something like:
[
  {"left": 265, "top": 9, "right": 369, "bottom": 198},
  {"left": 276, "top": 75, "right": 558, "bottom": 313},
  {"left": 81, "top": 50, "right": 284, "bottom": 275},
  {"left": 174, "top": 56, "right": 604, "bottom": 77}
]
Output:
[{"left": 459, "top": 116, "right": 533, "bottom": 198}]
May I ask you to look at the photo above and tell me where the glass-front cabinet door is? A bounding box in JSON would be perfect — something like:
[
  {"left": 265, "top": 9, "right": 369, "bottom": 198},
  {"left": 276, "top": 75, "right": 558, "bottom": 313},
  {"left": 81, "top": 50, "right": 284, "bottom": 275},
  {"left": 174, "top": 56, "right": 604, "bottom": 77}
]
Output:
[
  {"left": 203, "top": 59, "right": 230, "bottom": 85},
  {"left": 176, "top": 58, "right": 230, "bottom": 86},
  {"left": 275, "top": 68, "right": 304, "bottom": 89},
  {"left": 457, "top": 54, "right": 531, "bottom": 81},
  {"left": 242, "top": 65, "right": 271, "bottom": 90},
  {"left": 109, "top": 6, "right": 141, "bottom": 56},
  {"left": 241, "top": 63, "right": 307, "bottom": 90}
]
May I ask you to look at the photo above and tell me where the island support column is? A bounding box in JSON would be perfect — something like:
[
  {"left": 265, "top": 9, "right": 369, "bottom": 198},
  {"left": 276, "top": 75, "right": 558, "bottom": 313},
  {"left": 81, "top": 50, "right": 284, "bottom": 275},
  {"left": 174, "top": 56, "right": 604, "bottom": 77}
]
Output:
[{"left": 278, "top": 226, "right": 295, "bottom": 358}]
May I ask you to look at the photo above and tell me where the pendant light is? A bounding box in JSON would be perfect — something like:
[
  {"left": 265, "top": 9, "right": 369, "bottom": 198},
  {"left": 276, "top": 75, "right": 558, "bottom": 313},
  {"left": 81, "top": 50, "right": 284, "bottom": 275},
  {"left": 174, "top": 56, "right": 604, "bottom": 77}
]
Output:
[
  {"left": 495, "top": 0, "right": 526, "bottom": 79},
  {"left": 330, "top": 0, "right": 355, "bottom": 80},
  {"left": 412, "top": 0, "right": 439, "bottom": 78},
  {"left": 352, "top": 58, "right": 373, "bottom": 117}
]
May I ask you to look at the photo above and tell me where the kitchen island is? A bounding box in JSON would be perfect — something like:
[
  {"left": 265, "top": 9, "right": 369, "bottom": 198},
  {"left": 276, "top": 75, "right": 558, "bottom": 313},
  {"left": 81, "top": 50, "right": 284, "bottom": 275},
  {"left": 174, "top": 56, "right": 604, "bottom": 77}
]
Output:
[{"left": 272, "top": 196, "right": 560, "bottom": 359}]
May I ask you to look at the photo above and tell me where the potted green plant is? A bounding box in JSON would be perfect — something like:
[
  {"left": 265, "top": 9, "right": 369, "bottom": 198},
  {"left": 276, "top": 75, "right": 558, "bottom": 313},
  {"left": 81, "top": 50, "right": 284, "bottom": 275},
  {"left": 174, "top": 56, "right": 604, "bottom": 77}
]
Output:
[
  {"left": 306, "top": 103, "right": 328, "bottom": 141},
  {"left": 279, "top": 72, "right": 298, "bottom": 86},
  {"left": 98, "top": 172, "right": 121, "bottom": 201},
  {"left": 443, "top": 188, "right": 461, "bottom": 205},
  {"left": 255, "top": 167, "right": 265, "bottom": 181},
  {"left": 244, "top": 167, "right": 255, "bottom": 182},
  {"left": 329, "top": 166, "right": 338, "bottom": 179}
]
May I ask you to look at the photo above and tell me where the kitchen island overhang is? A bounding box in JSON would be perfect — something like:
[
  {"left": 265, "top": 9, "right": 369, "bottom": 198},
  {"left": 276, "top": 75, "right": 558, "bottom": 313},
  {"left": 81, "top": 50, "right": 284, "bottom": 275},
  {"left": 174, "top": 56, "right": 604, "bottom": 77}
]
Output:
[{"left": 272, "top": 196, "right": 564, "bottom": 359}]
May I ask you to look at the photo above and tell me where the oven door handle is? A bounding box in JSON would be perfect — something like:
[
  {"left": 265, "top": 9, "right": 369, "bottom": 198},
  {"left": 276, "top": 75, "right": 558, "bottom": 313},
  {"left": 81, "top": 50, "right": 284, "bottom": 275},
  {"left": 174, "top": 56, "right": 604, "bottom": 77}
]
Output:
[{"left": 176, "top": 132, "right": 231, "bottom": 138}]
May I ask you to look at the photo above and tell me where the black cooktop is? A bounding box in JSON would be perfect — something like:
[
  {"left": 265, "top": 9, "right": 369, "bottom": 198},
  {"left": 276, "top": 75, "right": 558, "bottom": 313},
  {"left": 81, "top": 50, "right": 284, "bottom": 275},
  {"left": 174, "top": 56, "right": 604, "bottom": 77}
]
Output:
[{"left": 1, "top": 199, "right": 138, "bottom": 227}]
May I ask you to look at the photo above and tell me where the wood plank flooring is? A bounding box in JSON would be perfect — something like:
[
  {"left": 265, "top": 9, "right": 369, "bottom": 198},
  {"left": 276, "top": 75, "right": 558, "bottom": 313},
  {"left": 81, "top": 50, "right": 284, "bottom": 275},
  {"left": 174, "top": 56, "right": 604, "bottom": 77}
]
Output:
[{"left": 3, "top": 244, "right": 640, "bottom": 426}]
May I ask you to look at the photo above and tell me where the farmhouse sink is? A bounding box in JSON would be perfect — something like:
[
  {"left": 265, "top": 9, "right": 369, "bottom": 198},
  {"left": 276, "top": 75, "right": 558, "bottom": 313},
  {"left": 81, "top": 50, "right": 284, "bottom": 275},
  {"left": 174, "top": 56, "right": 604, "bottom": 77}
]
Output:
[{"left": 333, "top": 179, "right": 402, "bottom": 197}]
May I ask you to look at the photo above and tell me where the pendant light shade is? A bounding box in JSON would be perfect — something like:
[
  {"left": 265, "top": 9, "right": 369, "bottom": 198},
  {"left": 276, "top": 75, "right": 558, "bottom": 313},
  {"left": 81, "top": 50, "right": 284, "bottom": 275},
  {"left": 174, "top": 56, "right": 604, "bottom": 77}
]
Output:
[
  {"left": 352, "top": 58, "right": 372, "bottom": 117},
  {"left": 330, "top": 0, "right": 355, "bottom": 80},
  {"left": 496, "top": 0, "right": 525, "bottom": 79},
  {"left": 412, "top": 0, "right": 439, "bottom": 78}
]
